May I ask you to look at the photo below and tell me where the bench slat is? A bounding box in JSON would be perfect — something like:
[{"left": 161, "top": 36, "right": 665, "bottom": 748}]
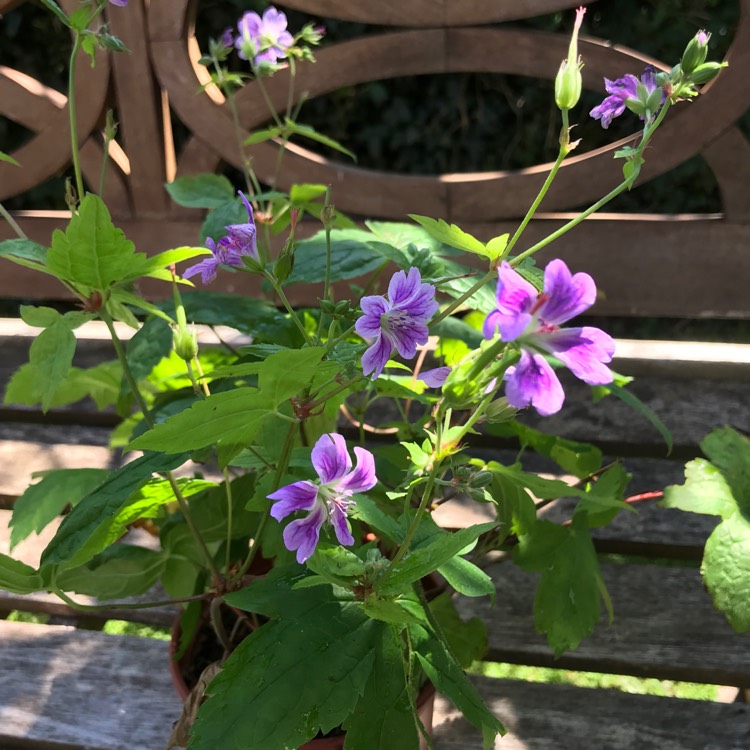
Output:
[{"left": 463, "top": 560, "right": 750, "bottom": 686}]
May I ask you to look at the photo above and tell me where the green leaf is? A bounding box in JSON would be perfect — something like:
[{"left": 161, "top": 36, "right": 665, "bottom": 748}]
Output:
[
  {"left": 199, "top": 196, "right": 251, "bottom": 245},
  {"left": 140, "top": 246, "right": 210, "bottom": 277},
  {"left": 514, "top": 516, "right": 604, "bottom": 655},
  {"left": 409, "top": 215, "right": 489, "bottom": 258},
  {"left": 56, "top": 545, "right": 165, "bottom": 599},
  {"left": 160, "top": 523, "right": 203, "bottom": 598},
  {"left": 188, "top": 474, "right": 257, "bottom": 542},
  {"left": 284, "top": 118, "right": 356, "bottom": 161},
  {"left": 343, "top": 626, "right": 420, "bottom": 750},
  {"left": 599, "top": 380, "right": 673, "bottom": 454},
  {"left": 574, "top": 463, "right": 632, "bottom": 527},
  {"left": 258, "top": 347, "right": 325, "bottom": 405},
  {"left": 0, "top": 150, "right": 20, "bottom": 166},
  {"left": 412, "top": 626, "right": 505, "bottom": 748},
  {"left": 19, "top": 305, "right": 59, "bottom": 328},
  {"left": 285, "top": 229, "right": 385, "bottom": 285},
  {"left": 308, "top": 544, "right": 367, "bottom": 585},
  {"left": 40, "top": 452, "right": 188, "bottom": 570},
  {"left": 701, "top": 426, "right": 750, "bottom": 513},
  {"left": 701, "top": 512, "right": 750, "bottom": 632},
  {"left": 0, "top": 238, "right": 50, "bottom": 274},
  {"left": 189, "top": 592, "right": 380, "bottom": 750},
  {"left": 361, "top": 597, "right": 425, "bottom": 627},
  {"left": 0, "top": 554, "right": 43, "bottom": 594},
  {"left": 46, "top": 195, "right": 148, "bottom": 291},
  {"left": 10, "top": 469, "right": 108, "bottom": 549},
  {"left": 29, "top": 319, "right": 77, "bottom": 412},
  {"left": 126, "top": 317, "right": 173, "bottom": 382},
  {"left": 428, "top": 592, "right": 488, "bottom": 668},
  {"left": 663, "top": 458, "right": 736, "bottom": 518},
  {"left": 379, "top": 523, "right": 496, "bottom": 595},
  {"left": 38, "top": 0, "right": 71, "bottom": 27},
  {"left": 438, "top": 555, "right": 495, "bottom": 600},
  {"left": 128, "top": 388, "right": 271, "bottom": 453},
  {"left": 244, "top": 126, "right": 284, "bottom": 145},
  {"left": 165, "top": 174, "right": 235, "bottom": 209},
  {"left": 485, "top": 234, "right": 509, "bottom": 262},
  {"left": 289, "top": 183, "right": 327, "bottom": 204}
]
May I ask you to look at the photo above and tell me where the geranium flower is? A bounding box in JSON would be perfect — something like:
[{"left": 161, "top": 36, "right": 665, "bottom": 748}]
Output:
[
  {"left": 590, "top": 65, "right": 664, "bottom": 128},
  {"left": 268, "top": 434, "right": 376, "bottom": 563},
  {"left": 484, "top": 260, "right": 614, "bottom": 416},
  {"left": 356, "top": 268, "right": 438, "bottom": 379},
  {"left": 235, "top": 7, "right": 294, "bottom": 65},
  {"left": 108, "top": 0, "right": 128, "bottom": 6},
  {"left": 182, "top": 192, "right": 257, "bottom": 284}
]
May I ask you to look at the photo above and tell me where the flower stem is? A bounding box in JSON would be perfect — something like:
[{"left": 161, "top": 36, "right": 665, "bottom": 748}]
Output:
[
  {"left": 50, "top": 585, "right": 209, "bottom": 612},
  {"left": 430, "top": 269, "right": 497, "bottom": 327},
  {"left": 234, "top": 420, "right": 298, "bottom": 581},
  {"left": 68, "top": 34, "right": 85, "bottom": 202},
  {"left": 0, "top": 203, "right": 27, "bottom": 239},
  {"left": 316, "top": 221, "right": 333, "bottom": 339},
  {"left": 263, "top": 269, "right": 311, "bottom": 343}
]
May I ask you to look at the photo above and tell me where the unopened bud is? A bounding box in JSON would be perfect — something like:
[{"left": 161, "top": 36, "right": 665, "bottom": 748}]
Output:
[
  {"left": 321, "top": 201, "right": 336, "bottom": 229},
  {"left": 104, "top": 110, "right": 118, "bottom": 143},
  {"left": 554, "top": 6, "right": 585, "bottom": 111},
  {"left": 273, "top": 251, "right": 294, "bottom": 284},
  {"left": 689, "top": 61, "right": 726, "bottom": 85},
  {"left": 485, "top": 397, "right": 518, "bottom": 424},
  {"left": 173, "top": 325, "right": 198, "bottom": 362},
  {"left": 470, "top": 471, "right": 493, "bottom": 489},
  {"left": 681, "top": 30, "right": 710, "bottom": 75},
  {"left": 65, "top": 178, "right": 78, "bottom": 211}
]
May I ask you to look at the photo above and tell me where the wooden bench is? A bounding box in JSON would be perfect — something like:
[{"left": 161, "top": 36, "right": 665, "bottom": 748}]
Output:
[{"left": 1, "top": 320, "right": 749, "bottom": 749}]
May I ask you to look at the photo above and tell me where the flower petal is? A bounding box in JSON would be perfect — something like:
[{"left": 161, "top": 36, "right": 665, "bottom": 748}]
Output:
[
  {"left": 492, "top": 262, "right": 536, "bottom": 340},
  {"left": 283, "top": 504, "right": 326, "bottom": 564},
  {"left": 339, "top": 446, "right": 377, "bottom": 494},
  {"left": 361, "top": 332, "right": 394, "bottom": 379},
  {"left": 418, "top": 366, "right": 451, "bottom": 388},
  {"left": 505, "top": 351, "right": 565, "bottom": 416},
  {"left": 182, "top": 258, "right": 219, "bottom": 285},
  {"left": 311, "top": 433, "right": 352, "bottom": 484},
  {"left": 546, "top": 326, "right": 615, "bottom": 385},
  {"left": 539, "top": 259, "right": 596, "bottom": 325},
  {"left": 329, "top": 504, "right": 355, "bottom": 547},
  {"left": 355, "top": 296, "right": 388, "bottom": 338},
  {"left": 268, "top": 480, "right": 319, "bottom": 520},
  {"left": 391, "top": 321, "right": 429, "bottom": 359},
  {"left": 388, "top": 267, "right": 421, "bottom": 306}
]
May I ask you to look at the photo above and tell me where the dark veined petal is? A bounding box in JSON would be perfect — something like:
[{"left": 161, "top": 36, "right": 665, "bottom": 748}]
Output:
[
  {"left": 361, "top": 331, "right": 395, "bottom": 379},
  {"left": 355, "top": 295, "right": 388, "bottom": 338},
  {"left": 546, "top": 326, "right": 615, "bottom": 385},
  {"left": 391, "top": 320, "right": 429, "bottom": 359},
  {"left": 489, "top": 262, "right": 535, "bottom": 341},
  {"left": 268, "top": 480, "right": 319, "bottom": 520},
  {"left": 283, "top": 504, "right": 326, "bottom": 564},
  {"left": 329, "top": 503, "right": 355, "bottom": 547},
  {"left": 505, "top": 351, "right": 565, "bottom": 416},
  {"left": 182, "top": 257, "right": 220, "bottom": 285},
  {"left": 418, "top": 366, "right": 451, "bottom": 388},
  {"left": 311, "top": 433, "right": 352, "bottom": 484},
  {"left": 539, "top": 259, "right": 596, "bottom": 325},
  {"left": 338, "top": 446, "right": 377, "bottom": 494},
  {"left": 388, "top": 267, "right": 422, "bottom": 306}
]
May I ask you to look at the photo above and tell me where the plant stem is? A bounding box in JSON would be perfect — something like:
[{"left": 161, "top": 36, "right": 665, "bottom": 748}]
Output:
[
  {"left": 68, "top": 34, "right": 85, "bottom": 202},
  {"left": 430, "top": 269, "right": 496, "bottom": 327},
  {"left": 234, "top": 420, "right": 298, "bottom": 581},
  {"left": 263, "top": 270, "right": 311, "bottom": 343},
  {"left": 100, "top": 309, "right": 223, "bottom": 585},
  {"left": 0, "top": 203, "right": 27, "bottom": 239},
  {"left": 51, "top": 586, "right": 209, "bottom": 612},
  {"left": 316, "top": 222, "right": 333, "bottom": 339},
  {"left": 253, "top": 73, "right": 284, "bottom": 127},
  {"left": 306, "top": 374, "right": 364, "bottom": 411}
]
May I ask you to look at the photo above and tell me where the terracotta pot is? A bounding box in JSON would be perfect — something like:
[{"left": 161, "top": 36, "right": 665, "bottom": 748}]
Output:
[{"left": 169, "top": 614, "right": 436, "bottom": 749}]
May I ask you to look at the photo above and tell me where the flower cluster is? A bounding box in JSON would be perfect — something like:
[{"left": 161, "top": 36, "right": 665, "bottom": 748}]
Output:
[
  {"left": 234, "top": 7, "right": 294, "bottom": 66},
  {"left": 590, "top": 65, "right": 665, "bottom": 128},
  {"left": 183, "top": 192, "right": 257, "bottom": 284},
  {"left": 356, "top": 267, "right": 438, "bottom": 379},
  {"left": 484, "top": 260, "right": 615, "bottom": 415},
  {"left": 269, "top": 434, "right": 377, "bottom": 563}
]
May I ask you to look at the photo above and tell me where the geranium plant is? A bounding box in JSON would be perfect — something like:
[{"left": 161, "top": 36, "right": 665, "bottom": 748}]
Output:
[{"left": 0, "top": 3, "right": 729, "bottom": 748}]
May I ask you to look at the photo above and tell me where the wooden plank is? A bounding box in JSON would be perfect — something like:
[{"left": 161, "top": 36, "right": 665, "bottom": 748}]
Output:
[
  {"left": 433, "top": 675, "right": 750, "bottom": 749},
  {"left": 461, "top": 560, "right": 750, "bottom": 686},
  {"left": 0, "top": 620, "right": 181, "bottom": 750},
  {"left": 2, "top": 213, "right": 750, "bottom": 319}
]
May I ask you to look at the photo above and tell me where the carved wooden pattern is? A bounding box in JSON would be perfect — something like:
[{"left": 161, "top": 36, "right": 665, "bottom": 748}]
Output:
[{"left": 0, "top": 0, "right": 749, "bottom": 316}]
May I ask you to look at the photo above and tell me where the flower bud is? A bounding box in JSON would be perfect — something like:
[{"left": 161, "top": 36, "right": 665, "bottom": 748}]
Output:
[
  {"left": 485, "top": 397, "right": 518, "bottom": 424},
  {"left": 554, "top": 6, "right": 585, "bottom": 111},
  {"left": 689, "top": 61, "right": 726, "bottom": 85},
  {"left": 273, "top": 251, "right": 294, "bottom": 284},
  {"left": 681, "top": 30, "right": 710, "bottom": 75},
  {"left": 173, "top": 325, "right": 199, "bottom": 362},
  {"left": 321, "top": 202, "right": 336, "bottom": 229}
]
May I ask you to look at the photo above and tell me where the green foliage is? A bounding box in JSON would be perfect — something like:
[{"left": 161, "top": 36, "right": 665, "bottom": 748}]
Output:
[
  {"left": 165, "top": 174, "right": 236, "bottom": 208},
  {"left": 663, "top": 427, "right": 750, "bottom": 631},
  {"left": 0, "top": 554, "right": 43, "bottom": 594},
  {"left": 10, "top": 468, "right": 108, "bottom": 549},
  {"left": 514, "top": 515, "right": 607, "bottom": 656}
]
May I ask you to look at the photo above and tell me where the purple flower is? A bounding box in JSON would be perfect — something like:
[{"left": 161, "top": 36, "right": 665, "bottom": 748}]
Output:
[
  {"left": 108, "top": 0, "right": 128, "bottom": 5},
  {"left": 590, "top": 65, "right": 663, "bottom": 128},
  {"left": 268, "top": 434, "right": 377, "bottom": 563},
  {"left": 484, "top": 260, "right": 615, "bottom": 416},
  {"left": 236, "top": 7, "right": 294, "bottom": 66},
  {"left": 220, "top": 27, "right": 235, "bottom": 49},
  {"left": 418, "top": 367, "right": 451, "bottom": 388},
  {"left": 182, "top": 192, "right": 257, "bottom": 284},
  {"left": 355, "top": 268, "right": 439, "bottom": 380}
]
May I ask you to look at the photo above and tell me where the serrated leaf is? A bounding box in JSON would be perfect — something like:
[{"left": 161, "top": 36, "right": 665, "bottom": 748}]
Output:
[
  {"left": 126, "top": 317, "right": 173, "bottom": 382},
  {"left": 514, "top": 515, "right": 604, "bottom": 655},
  {"left": 361, "top": 597, "right": 425, "bottom": 626},
  {"left": 379, "top": 523, "right": 496, "bottom": 595},
  {"left": 485, "top": 233, "right": 509, "bottom": 261},
  {"left": 128, "top": 388, "right": 271, "bottom": 453},
  {"left": 289, "top": 183, "right": 327, "bottom": 204},
  {"left": 438, "top": 555, "right": 495, "bottom": 600},
  {"left": 663, "top": 458, "right": 736, "bottom": 518},
  {"left": 141, "top": 246, "right": 210, "bottom": 277},
  {"left": 428, "top": 592, "right": 488, "bottom": 667},
  {"left": 46, "top": 195, "right": 148, "bottom": 290},
  {"left": 10, "top": 469, "right": 108, "bottom": 549},
  {"left": 40, "top": 452, "right": 188, "bottom": 570},
  {"left": 30, "top": 319, "right": 77, "bottom": 412},
  {"left": 189, "top": 592, "right": 380, "bottom": 750},
  {"left": 20, "top": 305, "right": 60, "bottom": 328},
  {"left": 701, "top": 512, "right": 750, "bottom": 631},
  {"left": 701, "top": 426, "right": 750, "bottom": 513},
  {"left": 56, "top": 545, "right": 165, "bottom": 599},
  {"left": 258, "top": 346, "right": 325, "bottom": 405},
  {"left": 0, "top": 554, "right": 43, "bottom": 595},
  {"left": 165, "top": 174, "right": 235, "bottom": 208}
]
